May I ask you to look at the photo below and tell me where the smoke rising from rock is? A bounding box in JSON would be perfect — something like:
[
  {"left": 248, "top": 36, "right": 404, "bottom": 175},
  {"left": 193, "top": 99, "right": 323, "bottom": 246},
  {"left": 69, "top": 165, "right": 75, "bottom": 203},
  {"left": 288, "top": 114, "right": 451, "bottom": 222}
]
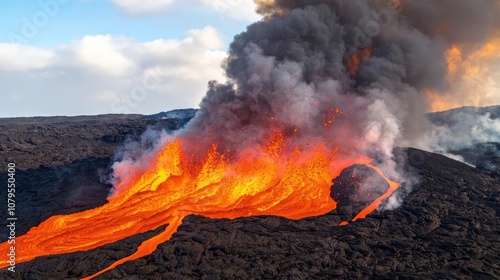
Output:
[
  {"left": 112, "top": 0, "right": 500, "bottom": 210},
  {"left": 414, "top": 106, "right": 500, "bottom": 165}
]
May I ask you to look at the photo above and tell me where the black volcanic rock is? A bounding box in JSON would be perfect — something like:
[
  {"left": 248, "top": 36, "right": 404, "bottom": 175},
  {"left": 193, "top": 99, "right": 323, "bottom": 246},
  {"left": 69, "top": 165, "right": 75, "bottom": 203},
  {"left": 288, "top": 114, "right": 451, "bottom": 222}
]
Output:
[
  {"left": 0, "top": 113, "right": 195, "bottom": 241},
  {"left": 453, "top": 142, "right": 500, "bottom": 177},
  {"left": 0, "top": 115, "right": 499, "bottom": 280},
  {"left": 0, "top": 115, "right": 151, "bottom": 171},
  {"left": 0, "top": 112, "right": 195, "bottom": 171},
  {"left": 0, "top": 158, "right": 113, "bottom": 241},
  {"left": 330, "top": 164, "right": 389, "bottom": 218}
]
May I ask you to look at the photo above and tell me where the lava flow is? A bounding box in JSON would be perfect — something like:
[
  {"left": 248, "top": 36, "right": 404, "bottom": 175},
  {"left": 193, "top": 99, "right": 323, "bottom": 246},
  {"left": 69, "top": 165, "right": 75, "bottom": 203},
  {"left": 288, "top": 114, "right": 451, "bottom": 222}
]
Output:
[{"left": 0, "top": 133, "right": 400, "bottom": 279}]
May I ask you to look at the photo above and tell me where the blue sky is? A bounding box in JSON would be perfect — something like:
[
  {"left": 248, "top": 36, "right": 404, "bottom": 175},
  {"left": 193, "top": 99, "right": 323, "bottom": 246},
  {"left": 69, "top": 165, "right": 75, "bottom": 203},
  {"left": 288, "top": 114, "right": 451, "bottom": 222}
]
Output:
[
  {"left": 0, "top": 0, "right": 259, "bottom": 117},
  {"left": 0, "top": 1, "right": 254, "bottom": 47}
]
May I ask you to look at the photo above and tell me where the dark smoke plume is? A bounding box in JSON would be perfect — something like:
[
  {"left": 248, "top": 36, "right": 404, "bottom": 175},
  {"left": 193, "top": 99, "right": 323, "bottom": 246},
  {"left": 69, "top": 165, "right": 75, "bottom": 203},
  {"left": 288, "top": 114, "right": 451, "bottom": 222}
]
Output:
[
  {"left": 180, "top": 0, "right": 495, "bottom": 153},
  {"left": 112, "top": 0, "right": 500, "bottom": 208}
]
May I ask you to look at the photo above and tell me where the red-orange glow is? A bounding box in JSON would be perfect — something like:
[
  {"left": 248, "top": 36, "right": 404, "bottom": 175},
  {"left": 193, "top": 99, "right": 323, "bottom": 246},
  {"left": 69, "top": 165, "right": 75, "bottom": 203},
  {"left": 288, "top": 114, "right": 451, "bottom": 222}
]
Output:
[
  {"left": 391, "top": 0, "right": 401, "bottom": 10},
  {"left": 352, "top": 163, "right": 401, "bottom": 221},
  {"left": 348, "top": 49, "right": 372, "bottom": 76},
  {"left": 426, "top": 37, "right": 500, "bottom": 112},
  {"left": 0, "top": 135, "right": 400, "bottom": 279},
  {"left": 323, "top": 108, "right": 343, "bottom": 128}
]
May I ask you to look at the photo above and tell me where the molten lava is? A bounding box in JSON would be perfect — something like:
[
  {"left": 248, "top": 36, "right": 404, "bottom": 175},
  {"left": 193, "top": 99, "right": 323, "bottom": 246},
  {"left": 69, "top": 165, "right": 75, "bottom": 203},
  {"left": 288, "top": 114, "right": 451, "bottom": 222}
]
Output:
[{"left": 0, "top": 134, "right": 400, "bottom": 279}]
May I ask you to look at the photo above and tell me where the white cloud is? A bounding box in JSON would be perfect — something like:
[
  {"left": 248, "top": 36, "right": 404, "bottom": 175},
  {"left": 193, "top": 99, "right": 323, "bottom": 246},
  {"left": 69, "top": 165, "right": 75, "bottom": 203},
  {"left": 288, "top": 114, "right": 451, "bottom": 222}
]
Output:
[
  {"left": 109, "top": 0, "right": 259, "bottom": 21},
  {"left": 185, "top": 27, "right": 225, "bottom": 49},
  {"left": 0, "top": 44, "right": 55, "bottom": 71},
  {"left": 72, "top": 35, "right": 136, "bottom": 76},
  {"left": 0, "top": 27, "right": 228, "bottom": 117},
  {"left": 95, "top": 90, "right": 121, "bottom": 103},
  {"left": 194, "top": 0, "right": 260, "bottom": 21},
  {"left": 111, "top": 0, "right": 175, "bottom": 15}
]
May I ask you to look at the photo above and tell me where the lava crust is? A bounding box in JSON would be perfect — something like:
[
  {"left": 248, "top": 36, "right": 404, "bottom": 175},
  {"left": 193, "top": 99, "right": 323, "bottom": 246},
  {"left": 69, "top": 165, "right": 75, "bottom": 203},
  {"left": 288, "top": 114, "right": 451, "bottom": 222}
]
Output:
[{"left": 0, "top": 115, "right": 498, "bottom": 279}]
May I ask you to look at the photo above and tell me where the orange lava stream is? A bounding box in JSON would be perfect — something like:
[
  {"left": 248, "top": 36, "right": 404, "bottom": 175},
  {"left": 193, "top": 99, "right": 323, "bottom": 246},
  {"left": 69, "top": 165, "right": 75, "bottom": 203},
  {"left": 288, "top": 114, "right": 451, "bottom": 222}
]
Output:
[
  {"left": 81, "top": 215, "right": 183, "bottom": 280},
  {"left": 0, "top": 136, "right": 400, "bottom": 279},
  {"left": 351, "top": 163, "right": 401, "bottom": 221}
]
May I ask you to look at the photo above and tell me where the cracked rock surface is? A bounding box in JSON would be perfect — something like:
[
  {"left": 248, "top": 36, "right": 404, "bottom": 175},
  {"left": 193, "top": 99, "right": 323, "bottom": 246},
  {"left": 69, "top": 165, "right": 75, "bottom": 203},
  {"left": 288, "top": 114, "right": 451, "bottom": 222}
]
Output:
[{"left": 0, "top": 114, "right": 498, "bottom": 279}]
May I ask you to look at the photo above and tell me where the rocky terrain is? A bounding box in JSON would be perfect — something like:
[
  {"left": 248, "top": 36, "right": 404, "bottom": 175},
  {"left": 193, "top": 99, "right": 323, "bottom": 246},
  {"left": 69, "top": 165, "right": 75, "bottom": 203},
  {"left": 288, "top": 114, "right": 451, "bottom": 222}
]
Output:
[
  {"left": 428, "top": 105, "right": 500, "bottom": 177},
  {"left": 0, "top": 111, "right": 195, "bottom": 241},
  {"left": 0, "top": 109, "right": 498, "bottom": 279},
  {"left": 0, "top": 113, "right": 194, "bottom": 171}
]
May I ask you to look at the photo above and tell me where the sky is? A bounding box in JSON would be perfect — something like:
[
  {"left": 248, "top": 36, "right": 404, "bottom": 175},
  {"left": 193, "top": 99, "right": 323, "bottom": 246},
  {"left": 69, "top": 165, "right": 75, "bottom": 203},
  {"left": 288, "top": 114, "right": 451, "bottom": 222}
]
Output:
[{"left": 0, "top": 0, "right": 261, "bottom": 117}]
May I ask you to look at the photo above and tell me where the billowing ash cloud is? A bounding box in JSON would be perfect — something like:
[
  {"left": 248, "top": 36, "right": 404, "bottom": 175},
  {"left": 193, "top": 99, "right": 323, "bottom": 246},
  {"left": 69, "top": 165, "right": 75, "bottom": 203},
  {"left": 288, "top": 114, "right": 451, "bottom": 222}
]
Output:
[
  {"left": 179, "top": 0, "right": 498, "bottom": 156},
  {"left": 112, "top": 0, "right": 500, "bottom": 209},
  {"left": 182, "top": 1, "right": 425, "bottom": 159},
  {"left": 397, "top": 0, "right": 500, "bottom": 45}
]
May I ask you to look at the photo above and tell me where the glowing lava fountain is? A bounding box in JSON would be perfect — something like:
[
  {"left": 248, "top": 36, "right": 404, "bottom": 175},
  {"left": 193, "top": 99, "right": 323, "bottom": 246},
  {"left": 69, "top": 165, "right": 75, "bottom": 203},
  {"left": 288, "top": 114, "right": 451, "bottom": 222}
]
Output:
[{"left": 0, "top": 135, "right": 400, "bottom": 279}]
